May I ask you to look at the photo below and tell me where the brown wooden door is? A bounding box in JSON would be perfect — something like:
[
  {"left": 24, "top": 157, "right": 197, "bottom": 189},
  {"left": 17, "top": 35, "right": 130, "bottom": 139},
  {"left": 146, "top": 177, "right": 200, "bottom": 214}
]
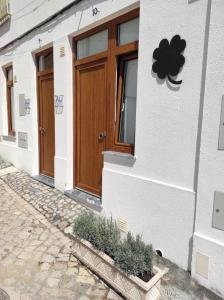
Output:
[
  {"left": 38, "top": 72, "right": 55, "bottom": 178},
  {"left": 76, "top": 59, "right": 107, "bottom": 196}
]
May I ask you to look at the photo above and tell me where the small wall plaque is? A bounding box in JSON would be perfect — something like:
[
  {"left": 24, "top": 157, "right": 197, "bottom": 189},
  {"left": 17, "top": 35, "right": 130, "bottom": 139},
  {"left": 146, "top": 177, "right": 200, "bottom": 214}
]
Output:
[
  {"left": 19, "top": 94, "right": 31, "bottom": 116},
  {"left": 25, "top": 99, "right": 31, "bottom": 115},
  {"left": 55, "top": 95, "right": 64, "bottom": 114},
  {"left": 60, "top": 46, "right": 65, "bottom": 57},
  {"left": 19, "top": 94, "right": 26, "bottom": 116},
  {"left": 18, "top": 132, "right": 28, "bottom": 149},
  {"left": 213, "top": 191, "right": 224, "bottom": 231}
]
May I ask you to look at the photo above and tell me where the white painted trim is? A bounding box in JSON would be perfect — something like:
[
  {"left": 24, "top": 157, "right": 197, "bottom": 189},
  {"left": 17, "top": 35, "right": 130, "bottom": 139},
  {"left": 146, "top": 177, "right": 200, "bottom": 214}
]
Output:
[
  {"left": 194, "top": 232, "right": 224, "bottom": 249},
  {"left": 104, "top": 167, "right": 196, "bottom": 194}
]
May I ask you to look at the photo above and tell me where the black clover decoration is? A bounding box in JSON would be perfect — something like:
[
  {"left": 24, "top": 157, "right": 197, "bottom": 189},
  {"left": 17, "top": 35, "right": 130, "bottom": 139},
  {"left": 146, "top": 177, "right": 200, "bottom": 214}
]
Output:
[{"left": 152, "top": 35, "right": 186, "bottom": 85}]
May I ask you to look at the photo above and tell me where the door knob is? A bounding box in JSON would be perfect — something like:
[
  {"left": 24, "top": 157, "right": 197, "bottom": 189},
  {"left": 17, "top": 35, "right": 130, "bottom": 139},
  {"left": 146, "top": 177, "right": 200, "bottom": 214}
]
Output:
[
  {"left": 98, "top": 132, "right": 106, "bottom": 142},
  {"left": 40, "top": 127, "right": 46, "bottom": 135}
]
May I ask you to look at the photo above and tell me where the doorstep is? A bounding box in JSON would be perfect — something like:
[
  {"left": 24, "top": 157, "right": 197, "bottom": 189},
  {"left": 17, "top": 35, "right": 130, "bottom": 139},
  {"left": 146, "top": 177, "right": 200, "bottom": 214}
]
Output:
[
  {"left": 33, "top": 174, "right": 55, "bottom": 188},
  {"left": 65, "top": 188, "right": 102, "bottom": 212}
]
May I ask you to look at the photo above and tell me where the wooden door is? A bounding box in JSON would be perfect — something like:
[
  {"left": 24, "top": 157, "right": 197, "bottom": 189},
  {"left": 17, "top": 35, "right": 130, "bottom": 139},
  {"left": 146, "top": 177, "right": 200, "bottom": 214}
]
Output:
[
  {"left": 76, "top": 59, "right": 107, "bottom": 196},
  {"left": 38, "top": 73, "right": 55, "bottom": 178}
]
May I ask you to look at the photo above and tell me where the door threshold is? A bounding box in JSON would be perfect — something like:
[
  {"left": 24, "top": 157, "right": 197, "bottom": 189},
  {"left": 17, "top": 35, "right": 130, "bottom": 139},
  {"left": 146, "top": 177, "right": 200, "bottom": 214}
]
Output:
[
  {"left": 65, "top": 188, "right": 102, "bottom": 212},
  {"left": 33, "top": 174, "right": 55, "bottom": 188}
]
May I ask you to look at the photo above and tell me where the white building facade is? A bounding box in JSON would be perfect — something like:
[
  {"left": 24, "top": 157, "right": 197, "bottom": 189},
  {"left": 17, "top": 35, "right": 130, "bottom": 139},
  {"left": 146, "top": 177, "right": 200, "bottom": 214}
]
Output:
[{"left": 0, "top": 0, "right": 224, "bottom": 297}]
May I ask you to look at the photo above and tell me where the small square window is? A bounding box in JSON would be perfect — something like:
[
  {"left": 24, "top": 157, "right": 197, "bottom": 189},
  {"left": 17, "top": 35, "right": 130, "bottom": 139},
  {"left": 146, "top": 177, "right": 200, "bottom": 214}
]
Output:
[
  {"left": 77, "top": 30, "right": 108, "bottom": 59},
  {"left": 118, "top": 17, "right": 139, "bottom": 46},
  {"left": 7, "top": 67, "right": 13, "bottom": 81},
  {"left": 5, "top": 65, "right": 15, "bottom": 136},
  {"left": 38, "top": 51, "right": 53, "bottom": 72}
]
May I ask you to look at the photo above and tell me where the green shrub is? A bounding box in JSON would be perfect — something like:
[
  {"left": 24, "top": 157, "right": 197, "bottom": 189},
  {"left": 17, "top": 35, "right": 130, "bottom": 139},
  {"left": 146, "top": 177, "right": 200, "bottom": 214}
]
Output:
[
  {"left": 73, "top": 212, "right": 153, "bottom": 278},
  {"left": 114, "top": 233, "right": 153, "bottom": 277},
  {"left": 73, "top": 211, "right": 98, "bottom": 246},
  {"left": 73, "top": 212, "right": 120, "bottom": 257},
  {"left": 94, "top": 216, "right": 121, "bottom": 258}
]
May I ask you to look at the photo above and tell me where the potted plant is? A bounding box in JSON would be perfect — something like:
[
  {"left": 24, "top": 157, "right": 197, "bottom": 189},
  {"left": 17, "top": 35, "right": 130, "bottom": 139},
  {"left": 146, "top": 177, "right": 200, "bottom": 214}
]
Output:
[{"left": 71, "top": 212, "right": 168, "bottom": 300}]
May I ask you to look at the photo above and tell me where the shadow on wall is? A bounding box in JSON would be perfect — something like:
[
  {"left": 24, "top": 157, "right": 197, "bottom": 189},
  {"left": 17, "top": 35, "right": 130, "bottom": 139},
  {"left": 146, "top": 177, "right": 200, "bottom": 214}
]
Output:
[
  {"left": 188, "top": 236, "right": 193, "bottom": 271},
  {"left": 104, "top": 154, "right": 136, "bottom": 168},
  {"left": 151, "top": 69, "right": 181, "bottom": 92},
  {"left": 0, "top": 18, "right": 11, "bottom": 37}
]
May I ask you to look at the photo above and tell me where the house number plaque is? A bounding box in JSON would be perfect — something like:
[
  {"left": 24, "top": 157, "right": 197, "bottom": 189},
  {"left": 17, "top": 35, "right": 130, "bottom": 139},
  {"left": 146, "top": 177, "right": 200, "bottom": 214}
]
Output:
[{"left": 55, "top": 95, "right": 64, "bottom": 114}]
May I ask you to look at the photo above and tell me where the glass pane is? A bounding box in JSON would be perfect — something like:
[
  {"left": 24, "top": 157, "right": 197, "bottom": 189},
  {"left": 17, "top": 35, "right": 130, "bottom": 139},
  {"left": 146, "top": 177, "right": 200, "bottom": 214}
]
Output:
[
  {"left": 77, "top": 30, "right": 108, "bottom": 59},
  {"left": 7, "top": 68, "right": 13, "bottom": 81},
  {"left": 118, "top": 58, "right": 138, "bottom": 144},
  {"left": 10, "top": 87, "right": 15, "bottom": 131},
  {"left": 38, "top": 52, "right": 53, "bottom": 71},
  {"left": 118, "top": 17, "right": 139, "bottom": 46}
]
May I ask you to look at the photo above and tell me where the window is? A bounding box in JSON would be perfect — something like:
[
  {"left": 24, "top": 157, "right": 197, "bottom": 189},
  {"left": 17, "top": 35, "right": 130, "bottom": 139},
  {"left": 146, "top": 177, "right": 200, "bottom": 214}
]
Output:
[
  {"left": 5, "top": 65, "right": 15, "bottom": 136},
  {"left": 37, "top": 51, "right": 53, "bottom": 72},
  {"left": 116, "top": 54, "right": 138, "bottom": 147},
  {"left": 118, "top": 17, "right": 139, "bottom": 46},
  {"left": 115, "top": 14, "right": 139, "bottom": 153},
  {"left": 74, "top": 9, "right": 139, "bottom": 154},
  {"left": 77, "top": 30, "right": 108, "bottom": 59}
]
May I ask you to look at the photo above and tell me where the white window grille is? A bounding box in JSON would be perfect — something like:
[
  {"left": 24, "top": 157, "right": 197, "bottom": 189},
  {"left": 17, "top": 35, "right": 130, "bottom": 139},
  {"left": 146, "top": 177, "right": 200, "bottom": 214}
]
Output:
[{"left": 0, "top": 0, "right": 10, "bottom": 25}]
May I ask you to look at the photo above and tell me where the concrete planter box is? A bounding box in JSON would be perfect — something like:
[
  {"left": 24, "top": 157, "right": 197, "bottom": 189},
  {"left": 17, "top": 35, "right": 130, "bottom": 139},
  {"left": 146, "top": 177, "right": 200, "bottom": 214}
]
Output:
[{"left": 71, "top": 234, "right": 168, "bottom": 300}]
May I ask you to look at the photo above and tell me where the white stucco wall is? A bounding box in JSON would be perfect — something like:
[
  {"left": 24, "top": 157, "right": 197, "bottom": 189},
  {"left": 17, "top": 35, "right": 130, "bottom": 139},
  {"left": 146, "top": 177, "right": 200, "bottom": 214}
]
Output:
[
  {"left": 103, "top": 0, "right": 209, "bottom": 270},
  {"left": 192, "top": 0, "right": 224, "bottom": 297}
]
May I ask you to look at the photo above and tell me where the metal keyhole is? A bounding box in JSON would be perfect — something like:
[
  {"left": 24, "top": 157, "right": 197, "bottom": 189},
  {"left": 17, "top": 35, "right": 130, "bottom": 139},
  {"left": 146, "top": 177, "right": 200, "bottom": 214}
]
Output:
[{"left": 98, "top": 132, "right": 106, "bottom": 142}]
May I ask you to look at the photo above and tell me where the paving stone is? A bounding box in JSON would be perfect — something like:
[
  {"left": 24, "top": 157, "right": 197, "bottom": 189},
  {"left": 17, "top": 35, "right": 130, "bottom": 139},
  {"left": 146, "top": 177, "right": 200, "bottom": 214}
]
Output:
[
  {"left": 41, "top": 254, "right": 55, "bottom": 263},
  {"left": 47, "top": 245, "right": 60, "bottom": 255},
  {"left": 77, "top": 275, "right": 95, "bottom": 286},
  {"left": 56, "top": 254, "right": 70, "bottom": 262},
  {"left": 79, "top": 267, "right": 91, "bottom": 277},
  {"left": 40, "top": 262, "right": 51, "bottom": 271},
  {"left": 68, "top": 261, "right": 78, "bottom": 268},
  {"left": 50, "top": 271, "right": 62, "bottom": 279},
  {"left": 66, "top": 267, "right": 78, "bottom": 276},
  {"left": 47, "top": 278, "right": 60, "bottom": 288}
]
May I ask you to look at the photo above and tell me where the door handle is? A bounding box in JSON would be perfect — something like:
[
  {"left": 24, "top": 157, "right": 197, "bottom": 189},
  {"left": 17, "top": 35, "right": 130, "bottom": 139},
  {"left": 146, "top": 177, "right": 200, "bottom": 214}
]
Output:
[
  {"left": 98, "top": 132, "right": 106, "bottom": 142},
  {"left": 40, "top": 127, "right": 46, "bottom": 135}
]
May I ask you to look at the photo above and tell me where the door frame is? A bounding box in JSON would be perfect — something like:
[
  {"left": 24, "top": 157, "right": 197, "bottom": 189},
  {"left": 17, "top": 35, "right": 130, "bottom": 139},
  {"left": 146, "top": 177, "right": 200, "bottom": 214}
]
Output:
[
  {"left": 36, "top": 47, "right": 55, "bottom": 178},
  {"left": 73, "top": 9, "right": 139, "bottom": 195}
]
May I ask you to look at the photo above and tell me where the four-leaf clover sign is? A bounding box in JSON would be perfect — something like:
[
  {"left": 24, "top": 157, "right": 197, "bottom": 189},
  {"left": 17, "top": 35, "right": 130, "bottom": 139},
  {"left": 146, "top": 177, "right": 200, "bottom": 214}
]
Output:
[{"left": 152, "top": 35, "right": 186, "bottom": 85}]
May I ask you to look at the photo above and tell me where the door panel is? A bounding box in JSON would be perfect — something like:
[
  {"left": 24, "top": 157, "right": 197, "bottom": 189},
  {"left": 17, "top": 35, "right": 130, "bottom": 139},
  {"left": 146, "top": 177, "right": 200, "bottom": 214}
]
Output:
[
  {"left": 39, "top": 73, "right": 55, "bottom": 178},
  {"left": 76, "top": 60, "right": 107, "bottom": 196}
]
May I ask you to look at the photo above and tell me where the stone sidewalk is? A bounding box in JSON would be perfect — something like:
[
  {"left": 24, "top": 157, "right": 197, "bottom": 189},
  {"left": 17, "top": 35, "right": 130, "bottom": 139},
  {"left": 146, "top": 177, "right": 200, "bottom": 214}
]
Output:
[
  {"left": 0, "top": 157, "right": 223, "bottom": 300},
  {"left": 0, "top": 178, "right": 121, "bottom": 300}
]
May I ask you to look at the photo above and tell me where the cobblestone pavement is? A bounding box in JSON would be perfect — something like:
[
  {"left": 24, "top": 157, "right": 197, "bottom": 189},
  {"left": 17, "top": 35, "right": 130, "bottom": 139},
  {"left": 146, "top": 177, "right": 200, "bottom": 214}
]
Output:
[
  {"left": 0, "top": 157, "right": 11, "bottom": 170},
  {"left": 0, "top": 179, "right": 120, "bottom": 300},
  {"left": 1, "top": 170, "right": 88, "bottom": 232},
  {"left": 0, "top": 159, "right": 223, "bottom": 300}
]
